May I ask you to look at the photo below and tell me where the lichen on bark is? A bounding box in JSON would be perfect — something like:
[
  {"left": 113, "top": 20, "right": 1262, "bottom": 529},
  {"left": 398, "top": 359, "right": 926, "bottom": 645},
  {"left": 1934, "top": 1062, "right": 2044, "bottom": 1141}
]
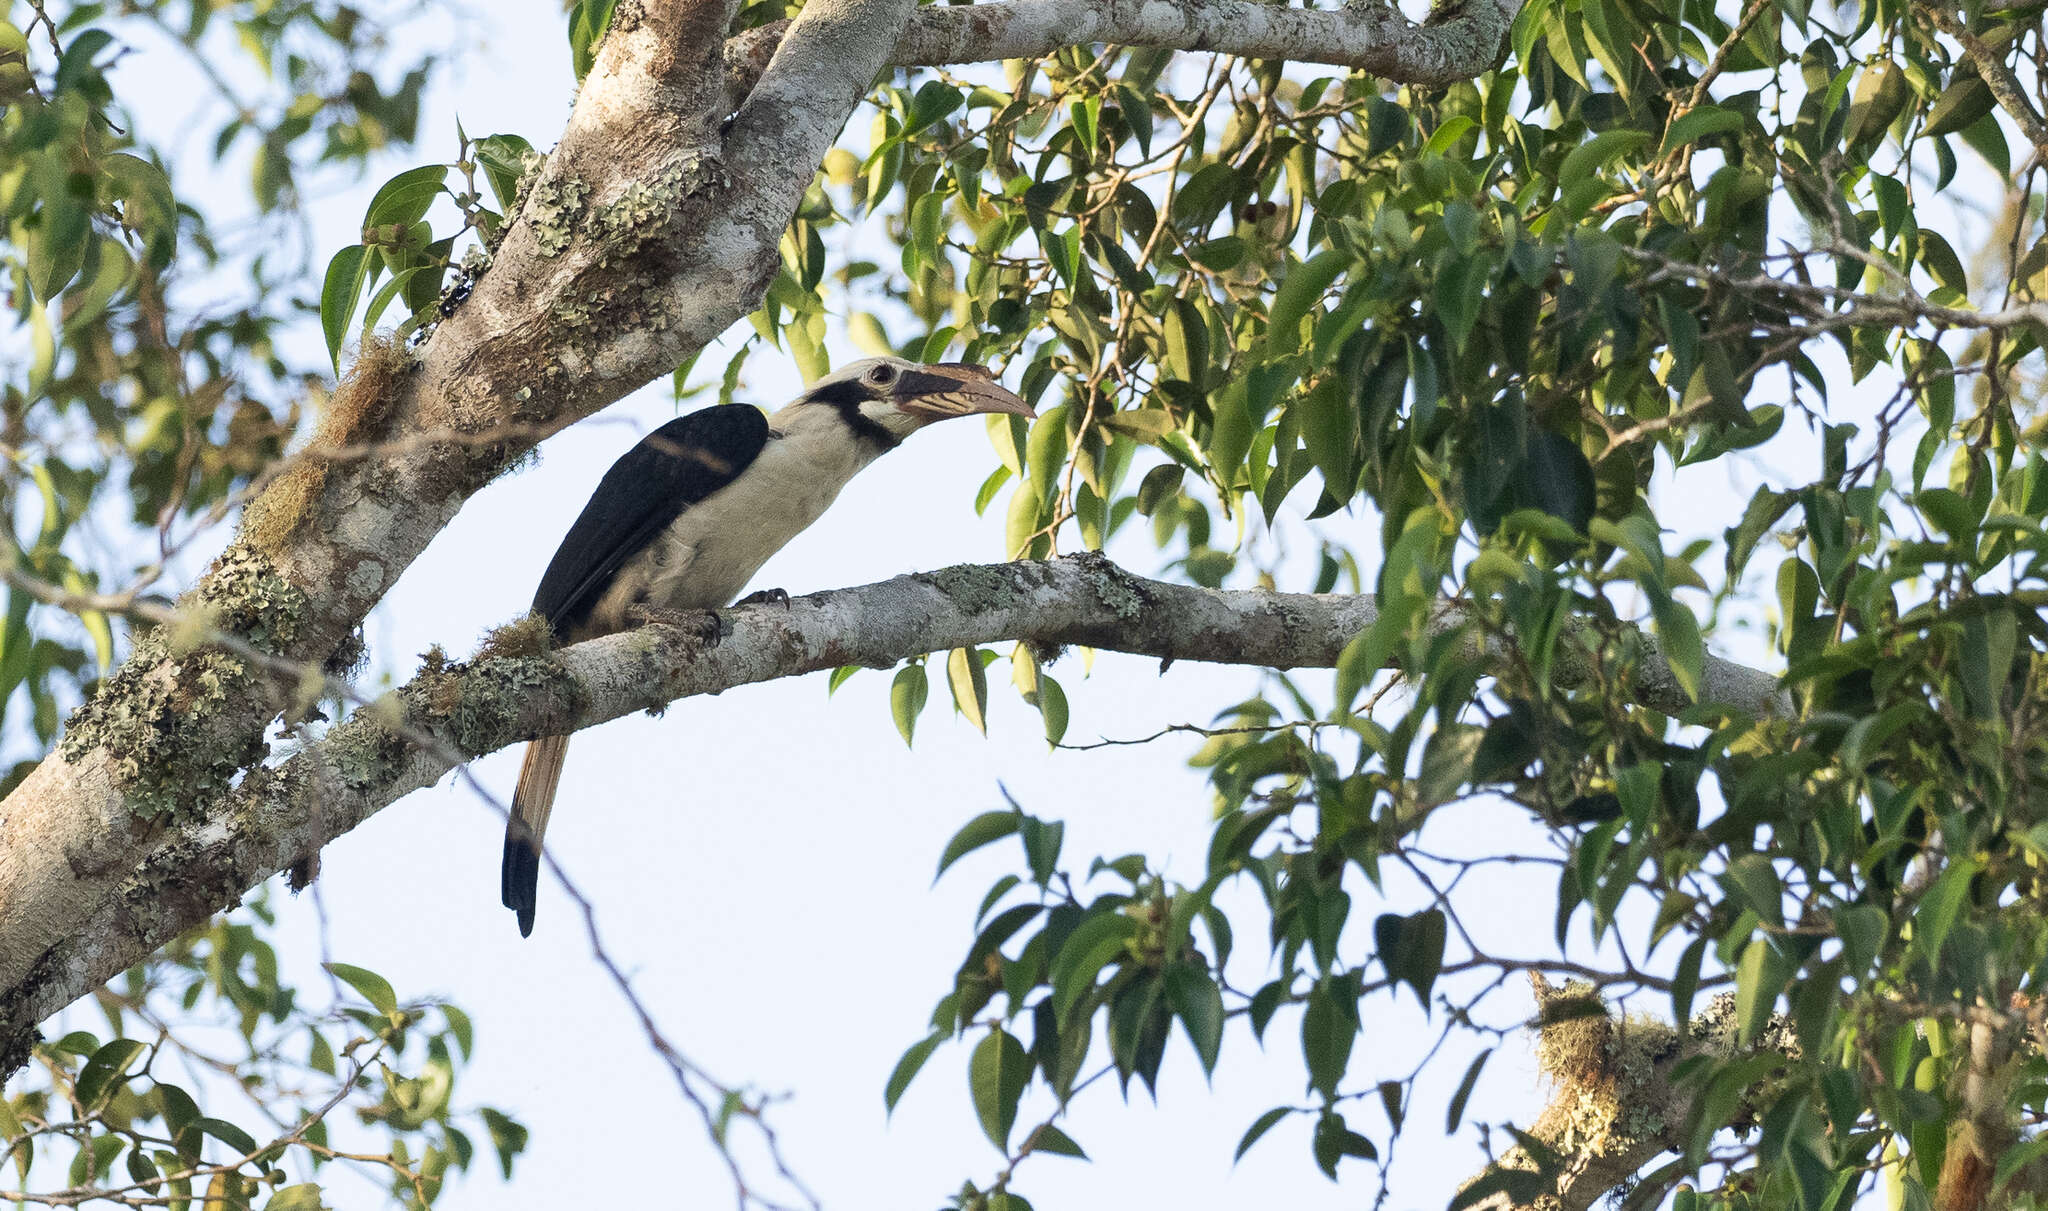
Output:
[{"left": 56, "top": 544, "right": 308, "bottom": 821}]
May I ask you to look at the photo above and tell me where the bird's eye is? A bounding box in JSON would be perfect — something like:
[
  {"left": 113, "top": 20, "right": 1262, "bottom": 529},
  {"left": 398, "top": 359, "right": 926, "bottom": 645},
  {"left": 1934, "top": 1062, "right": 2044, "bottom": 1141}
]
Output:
[{"left": 865, "top": 363, "right": 897, "bottom": 386}]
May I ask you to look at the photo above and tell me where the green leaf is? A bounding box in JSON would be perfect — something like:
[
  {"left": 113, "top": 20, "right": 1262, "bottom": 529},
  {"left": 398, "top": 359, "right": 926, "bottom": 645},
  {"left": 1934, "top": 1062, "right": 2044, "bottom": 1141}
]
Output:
[
  {"left": 480, "top": 1108, "right": 528, "bottom": 1180},
  {"left": 1162, "top": 297, "right": 1209, "bottom": 388},
  {"left": 1916, "top": 486, "right": 1979, "bottom": 537},
  {"left": 1837, "top": 904, "right": 1887, "bottom": 976},
  {"left": 1848, "top": 62, "right": 1911, "bottom": 152},
  {"left": 124, "top": 1147, "right": 159, "bottom": 1190},
  {"left": 1660, "top": 104, "right": 1744, "bottom": 153},
  {"left": 1336, "top": 510, "right": 1443, "bottom": 711},
  {"left": 1020, "top": 816, "right": 1064, "bottom": 886},
  {"left": 1422, "top": 115, "right": 1475, "bottom": 156},
  {"left": 26, "top": 195, "right": 89, "bottom": 302},
  {"left": 158, "top": 1083, "right": 201, "bottom": 1157},
  {"left": 1299, "top": 378, "right": 1360, "bottom": 497},
  {"left": 1671, "top": 936, "right": 1706, "bottom": 1026},
  {"left": 1733, "top": 938, "right": 1790, "bottom": 1044},
  {"left": 1050, "top": 911, "right": 1140, "bottom": 1025},
  {"left": 1725, "top": 489, "right": 1795, "bottom": 584},
  {"left": 1164, "top": 964, "right": 1225, "bottom": 1075},
  {"left": 1446, "top": 1048, "right": 1490, "bottom": 1132},
  {"left": 884, "top": 1031, "right": 945, "bottom": 1114},
  {"left": 1961, "top": 610, "right": 2016, "bottom": 718},
  {"left": 1650, "top": 595, "right": 1703, "bottom": 702},
  {"left": 1113, "top": 83, "right": 1154, "bottom": 156},
  {"left": 474, "top": 134, "right": 538, "bottom": 209},
  {"left": 1373, "top": 909, "right": 1447, "bottom": 1007},
  {"left": 74, "top": 1038, "right": 147, "bottom": 1109},
  {"left": 1235, "top": 1106, "right": 1294, "bottom": 1162},
  {"left": 441, "top": 1005, "right": 473, "bottom": 1059},
  {"left": 1311, "top": 1110, "right": 1377, "bottom": 1179},
  {"left": 1436, "top": 253, "right": 1487, "bottom": 353},
  {"left": 1719, "top": 854, "right": 1783, "bottom": 927},
  {"left": 1265, "top": 249, "right": 1350, "bottom": 360},
  {"left": 319, "top": 246, "right": 370, "bottom": 372},
  {"left": 1067, "top": 95, "right": 1098, "bottom": 149},
  {"left": 1916, "top": 230, "right": 1968, "bottom": 294},
  {"left": 0, "top": 1098, "right": 20, "bottom": 1180},
  {"left": 1207, "top": 379, "right": 1253, "bottom": 482},
  {"left": 973, "top": 465, "right": 1011, "bottom": 516},
  {"left": 362, "top": 163, "right": 448, "bottom": 228},
  {"left": 1914, "top": 859, "right": 1980, "bottom": 965},
  {"left": 192, "top": 1117, "right": 260, "bottom": 1159},
  {"left": 1518, "top": 431, "right": 1596, "bottom": 533},
  {"left": 1025, "top": 406, "right": 1069, "bottom": 505},
  {"left": 1187, "top": 235, "right": 1244, "bottom": 270},
  {"left": 265, "top": 1184, "right": 327, "bottom": 1211},
  {"left": 567, "top": 0, "right": 620, "bottom": 79},
  {"left": 1036, "top": 675, "right": 1069, "bottom": 749},
  {"left": 969, "top": 1028, "right": 1031, "bottom": 1151},
  {"left": 976, "top": 875, "right": 1022, "bottom": 928},
  {"left": 1101, "top": 409, "right": 1177, "bottom": 443},
  {"left": 948, "top": 647, "right": 990, "bottom": 735},
  {"left": 1995, "top": 1138, "right": 2048, "bottom": 1188},
  {"left": 1006, "top": 479, "right": 1048, "bottom": 559},
  {"left": 1923, "top": 73, "right": 1994, "bottom": 138},
  {"left": 360, "top": 264, "right": 424, "bottom": 335},
  {"left": 1301, "top": 980, "right": 1356, "bottom": 1098},
  {"left": 907, "top": 80, "right": 964, "bottom": 133},
  {"left": 1025, "top": 1124, "right": 1087, "bottom": 1159},
  {"left": 935, "top": 810, "right": 1022, "bottom": 882},
  {"left": 891, "top": 662, "right": 928, "bottom": 747},
  {"left": 1556, "top": 130, "right": 1649, "bottom": 216},
  {"left": 324, "top": 963, "right": 398, "bottom": 1017}
]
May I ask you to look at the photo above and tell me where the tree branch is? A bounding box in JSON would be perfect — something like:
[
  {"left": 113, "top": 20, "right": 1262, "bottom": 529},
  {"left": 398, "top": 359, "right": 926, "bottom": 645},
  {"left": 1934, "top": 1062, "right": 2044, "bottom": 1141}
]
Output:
[
  {"left": 0, "top": 555, "right": 1782, "bottom": 1073},
  {"left": 725, "top": 0, "right": 1519, "bottom": 95},
  {"left": 1915, "top": 2, "right": 2048, "bottom": 161}
]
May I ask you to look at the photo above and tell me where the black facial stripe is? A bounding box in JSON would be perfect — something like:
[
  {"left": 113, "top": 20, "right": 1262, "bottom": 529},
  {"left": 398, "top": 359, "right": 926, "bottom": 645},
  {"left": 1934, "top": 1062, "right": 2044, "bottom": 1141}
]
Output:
[
  {"left": 833, "top": 399, "right": 904, "bottom": 451},
  {"left": 806, "top": 378, "right": 876, "bottom": 408}
]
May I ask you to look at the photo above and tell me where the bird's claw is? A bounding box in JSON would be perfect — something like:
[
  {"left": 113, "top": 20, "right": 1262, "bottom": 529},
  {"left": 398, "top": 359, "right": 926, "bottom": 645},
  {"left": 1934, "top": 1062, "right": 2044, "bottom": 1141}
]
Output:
[
  {"left": 735, "top": 587, "right": 791, "bottom": 610},
  {"left": 632, "top": 606, "right": 724, "bottom": 647}
]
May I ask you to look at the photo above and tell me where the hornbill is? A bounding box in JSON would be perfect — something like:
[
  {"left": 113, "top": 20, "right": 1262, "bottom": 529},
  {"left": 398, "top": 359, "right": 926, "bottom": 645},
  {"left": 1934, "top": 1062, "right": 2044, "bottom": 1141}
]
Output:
[{"left": 501, "top": 357, "right": 1033, "bottom": 936}]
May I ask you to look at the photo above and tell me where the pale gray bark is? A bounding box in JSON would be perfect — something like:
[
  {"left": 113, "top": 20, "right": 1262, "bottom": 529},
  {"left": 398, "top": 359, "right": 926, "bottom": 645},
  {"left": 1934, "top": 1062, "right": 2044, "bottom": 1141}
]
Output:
[
  {"left": 725, "top": 0, "right": 1519, "bottom": 93},
  {"left": 0, "top": 555, "right": 1782, "bottom": 1059}
]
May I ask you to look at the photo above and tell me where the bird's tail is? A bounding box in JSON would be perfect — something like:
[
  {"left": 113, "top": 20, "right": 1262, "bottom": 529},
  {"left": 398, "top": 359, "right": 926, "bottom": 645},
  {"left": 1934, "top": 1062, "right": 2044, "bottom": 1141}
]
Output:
[{"left": 502, "top": 734, "right": 570, "bottom": 937}]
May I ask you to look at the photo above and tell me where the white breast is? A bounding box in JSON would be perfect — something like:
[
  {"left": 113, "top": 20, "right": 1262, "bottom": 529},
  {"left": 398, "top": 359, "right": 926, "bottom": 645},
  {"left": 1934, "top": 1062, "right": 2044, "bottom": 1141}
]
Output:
[{"left": 582, "top": 413, "right": 880, "bottom": 633}]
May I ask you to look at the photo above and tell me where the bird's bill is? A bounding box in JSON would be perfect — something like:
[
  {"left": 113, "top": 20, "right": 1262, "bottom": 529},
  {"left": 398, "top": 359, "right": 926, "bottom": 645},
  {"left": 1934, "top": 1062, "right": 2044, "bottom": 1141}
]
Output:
[{"left": 891, "top": 362, "right": 1035, "bottom": 421}]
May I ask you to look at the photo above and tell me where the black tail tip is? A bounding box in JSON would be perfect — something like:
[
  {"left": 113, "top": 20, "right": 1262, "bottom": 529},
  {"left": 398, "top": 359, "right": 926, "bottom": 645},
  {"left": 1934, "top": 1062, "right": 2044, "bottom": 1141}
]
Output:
[{"left": 501, "top": 836, "right": 541, "bottom": 938}]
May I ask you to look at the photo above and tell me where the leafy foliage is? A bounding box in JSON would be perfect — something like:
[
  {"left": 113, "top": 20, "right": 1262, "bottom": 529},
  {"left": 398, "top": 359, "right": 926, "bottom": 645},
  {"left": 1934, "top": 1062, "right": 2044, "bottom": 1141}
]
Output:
[
  {"left": 810, "top": 11, "right": 2048, "bottom": 1211},
  {"left": 0, "top": 0, "right": 436, "bottom": 792},
  {"left": 2, "top": 895, "right": 522, "bottom": 1208},
  {"left": 5, "top": 0, "right": 2048, "bottom": 1207}
]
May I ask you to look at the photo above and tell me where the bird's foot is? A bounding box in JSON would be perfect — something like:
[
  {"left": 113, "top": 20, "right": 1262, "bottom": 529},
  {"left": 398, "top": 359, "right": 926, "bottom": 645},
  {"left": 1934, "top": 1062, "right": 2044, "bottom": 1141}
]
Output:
[
  {"left": 632, "top": 606, "right": 724, "bottom": 647},
  {"left": 735, "top": 587, "right": 791, "bottom": 610}
]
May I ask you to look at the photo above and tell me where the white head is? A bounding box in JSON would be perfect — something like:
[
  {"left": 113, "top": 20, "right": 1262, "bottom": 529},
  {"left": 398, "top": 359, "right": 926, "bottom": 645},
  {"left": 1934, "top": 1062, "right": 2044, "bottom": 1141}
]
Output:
[{"left": 777, "top": 357, "right": 1035, "bottom": 447}]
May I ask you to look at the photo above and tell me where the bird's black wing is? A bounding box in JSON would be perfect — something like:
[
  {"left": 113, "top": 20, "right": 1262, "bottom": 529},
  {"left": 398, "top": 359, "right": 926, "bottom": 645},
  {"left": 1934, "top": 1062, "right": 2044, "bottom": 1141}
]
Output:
[{"left": 531, "top": 404, "right": 770, "bottom": 635}]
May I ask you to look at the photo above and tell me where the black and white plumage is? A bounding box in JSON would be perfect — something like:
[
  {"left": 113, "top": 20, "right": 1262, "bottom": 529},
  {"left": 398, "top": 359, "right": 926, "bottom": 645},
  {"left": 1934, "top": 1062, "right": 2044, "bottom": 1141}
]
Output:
[{"left": 501, "top": 356, "right": 1033, "bottom": 936}]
